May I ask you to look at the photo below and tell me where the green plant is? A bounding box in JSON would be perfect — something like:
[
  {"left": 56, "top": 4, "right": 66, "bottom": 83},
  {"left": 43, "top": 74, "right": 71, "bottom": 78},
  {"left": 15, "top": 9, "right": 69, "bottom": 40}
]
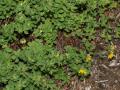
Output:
[{"left": 0, "top": 0, "right": 119, "bottom": 90}]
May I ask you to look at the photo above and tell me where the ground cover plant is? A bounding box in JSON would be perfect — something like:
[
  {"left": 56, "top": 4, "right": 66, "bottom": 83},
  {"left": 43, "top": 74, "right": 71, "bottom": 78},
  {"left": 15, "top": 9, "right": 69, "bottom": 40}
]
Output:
[{"left": 0, "top": 0, "right": 120, "bottom": 90}]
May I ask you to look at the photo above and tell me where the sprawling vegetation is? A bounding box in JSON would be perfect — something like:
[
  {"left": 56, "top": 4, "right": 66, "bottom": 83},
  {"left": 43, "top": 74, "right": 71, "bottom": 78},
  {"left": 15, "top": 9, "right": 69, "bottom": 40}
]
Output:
[{"left": 0, "top": 0, "right": 119, "bottom": 90}]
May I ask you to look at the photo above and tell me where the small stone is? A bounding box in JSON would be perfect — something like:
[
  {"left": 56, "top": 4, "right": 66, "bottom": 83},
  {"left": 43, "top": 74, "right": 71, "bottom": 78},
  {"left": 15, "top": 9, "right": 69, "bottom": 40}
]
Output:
[
  {"left": 109, "top": 60, "right": 120, "bottom": 67},
  {"left": 115, "top": 80, "right": 118, "bottom": 83},
  {"left": 85, "top": 86, "right": 91, "bottom": 90}
]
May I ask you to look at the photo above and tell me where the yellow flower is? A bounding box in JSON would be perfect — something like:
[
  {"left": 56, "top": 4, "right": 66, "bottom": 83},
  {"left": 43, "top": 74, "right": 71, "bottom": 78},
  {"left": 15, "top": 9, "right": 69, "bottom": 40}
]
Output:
[
  {"left": 78, "top": 68, "right": 87, "bottom": 75},
  {"left": 108, "top": 51, "right": 114, "bottom": 59},
  {"left": 86, "top": 54, "right": 92, "bottom": 62}
]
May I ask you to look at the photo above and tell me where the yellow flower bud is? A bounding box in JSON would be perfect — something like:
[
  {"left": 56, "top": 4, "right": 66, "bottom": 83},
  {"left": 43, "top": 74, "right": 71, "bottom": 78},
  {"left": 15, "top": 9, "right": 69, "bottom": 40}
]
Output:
[
  {"left": 86, "top": 54, "right": 92, "bottom": 62},
  {"left": 108, "top": 51, "right": 114, "bottom": 59}
]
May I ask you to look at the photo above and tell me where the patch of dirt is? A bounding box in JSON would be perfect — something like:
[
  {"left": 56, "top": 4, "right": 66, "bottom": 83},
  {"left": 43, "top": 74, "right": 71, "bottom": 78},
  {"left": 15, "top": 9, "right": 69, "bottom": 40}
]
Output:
[
  {"left": 0, "top": 83, "right": 5, "bottom": 90},
  {"left": 56, "top": 31, "right": 83, "bottom": 52},
  {"left": 0, "top": 16, "right": 14, "bottom": 26},
  {"left": 10, "top": 34, "right": 36, "bottom": 50}
]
